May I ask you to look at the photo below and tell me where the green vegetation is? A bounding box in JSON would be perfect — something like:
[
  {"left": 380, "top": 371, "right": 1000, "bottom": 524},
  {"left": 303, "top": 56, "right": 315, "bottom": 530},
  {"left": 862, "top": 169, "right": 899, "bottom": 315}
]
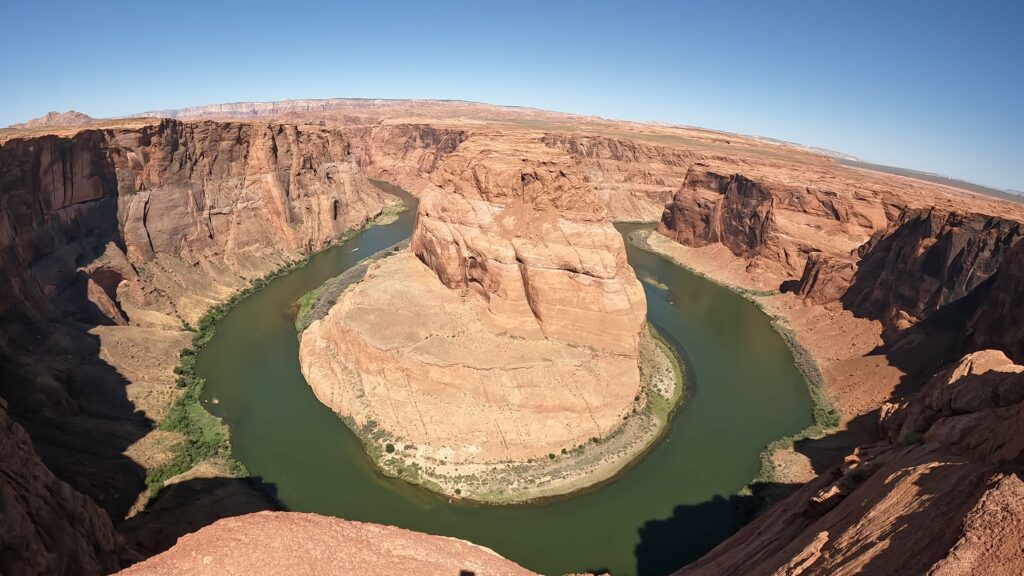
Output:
[
  {"left": 641, "top": 325, "right": 686, "bottom": 424},
  {"left": 294, "top": 284, "right": 328, "bottom": 329},
  {"left": 145, "top": 201, "right": 408, "bottom": 503}
]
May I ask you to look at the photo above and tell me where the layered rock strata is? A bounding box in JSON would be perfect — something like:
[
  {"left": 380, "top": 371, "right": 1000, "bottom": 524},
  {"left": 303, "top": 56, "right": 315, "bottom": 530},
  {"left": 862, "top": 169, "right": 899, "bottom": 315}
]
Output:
[
  {"left": 298, "top": 133, "right": 660, "bottom": 500},
  {"left": 0, "top": 120, "right": 391, "bottom": 573},
  {"left": 677, "top": 350, "right": 1024, "bottom": 576}
]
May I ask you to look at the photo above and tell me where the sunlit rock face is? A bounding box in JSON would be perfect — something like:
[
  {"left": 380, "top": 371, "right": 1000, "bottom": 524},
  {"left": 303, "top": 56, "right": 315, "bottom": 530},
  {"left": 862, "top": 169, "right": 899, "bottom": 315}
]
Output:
[{"left": 411, "top": 132, "right": 647, "bottom": 354}]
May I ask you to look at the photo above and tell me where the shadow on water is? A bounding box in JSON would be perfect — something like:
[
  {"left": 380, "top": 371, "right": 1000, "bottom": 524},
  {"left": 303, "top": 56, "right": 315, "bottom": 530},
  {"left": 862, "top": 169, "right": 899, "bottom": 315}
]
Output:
[
  {"left": 118, "top": 476, "right": 281, "bottom": 561},
  {"left": 633, "top": 482, "right": 800, "bottom": 576}
]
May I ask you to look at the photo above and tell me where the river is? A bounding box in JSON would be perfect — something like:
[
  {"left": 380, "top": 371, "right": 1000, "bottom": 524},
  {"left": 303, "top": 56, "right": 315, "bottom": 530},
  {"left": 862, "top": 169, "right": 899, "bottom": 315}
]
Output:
[{"left": 198, "top": 182, "right": 812, "bottom": 575}]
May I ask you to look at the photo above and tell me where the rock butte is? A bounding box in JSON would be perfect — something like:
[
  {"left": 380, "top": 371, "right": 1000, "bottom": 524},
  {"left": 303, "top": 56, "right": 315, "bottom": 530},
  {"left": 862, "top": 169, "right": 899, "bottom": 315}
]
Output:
[
  {"left": 297, "top": 131, "right": 666, "bottom": 500},
  {"left": 2, "top": 99, "right": 1024, "bottom": 574}
]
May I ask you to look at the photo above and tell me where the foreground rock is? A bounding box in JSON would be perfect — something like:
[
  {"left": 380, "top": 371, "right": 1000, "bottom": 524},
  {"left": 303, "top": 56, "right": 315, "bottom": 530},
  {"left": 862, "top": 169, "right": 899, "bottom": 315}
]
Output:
[
  {"left": 117, "top": 512, "right": 537, "bottom": 576},
  {"left": 677, "top": 350, "right": 1024, "bottom": 576}
]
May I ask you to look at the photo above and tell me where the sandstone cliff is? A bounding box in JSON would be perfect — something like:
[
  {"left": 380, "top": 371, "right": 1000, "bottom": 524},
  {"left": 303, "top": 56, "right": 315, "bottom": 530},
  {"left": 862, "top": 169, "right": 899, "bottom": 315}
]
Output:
[
  {"left": 412, "top": 133, "right": 647, "bottom": 353},
  {"left": 677, "top": 350, "right": 1024, "bottom": 576},
  {"left": 841, "top": 208, "right": 1022, "bottom": 336},
  {"left": 345, "top": 123, "right": 467, "bottom": 196},
  {"left": 0, "top": 119, "right": 391, "bottom": 573},
  {"left": 0, "top": 398, "right": 120, "bottom": 576},
  {"left": 657, "top": 161, "right": 1024, "bottom": 290},
  {"left": 541, "top": 133, "right": 699, "bottom": 221},
  {"left": 964, "top": 239, "right": 1024, "bottom": 362}
]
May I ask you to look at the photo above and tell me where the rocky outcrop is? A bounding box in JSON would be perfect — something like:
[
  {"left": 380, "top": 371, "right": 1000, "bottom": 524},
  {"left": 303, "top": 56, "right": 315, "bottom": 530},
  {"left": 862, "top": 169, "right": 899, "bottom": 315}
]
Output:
[
  {"left": 841, "top": 208, "right": 1022, "bottom": 335},
  {"left": 792, "top": 252, "right": 857, "bottom": 304},
  {"left": 677, "top": 350, "right": 1024, "bottom": 576},
  {"left": 345, "top": 123, "right": 467, "bottom": 195},
  {"left": 116, "top": 511, "right": 537, "bottom": 576},
  {"left": 965, "top": 239, "right": 1024, "bottom": 363},
  {"left": 1, "top": 398, "right": 120, "bottom": 576},
  {"left": 412, "top": 133, "right": 646, "bottom": 353},
  {"left": 298, "top": 132, "right": 653, "bottom": 499},
  {"left": 541, "top": 133, "right": 699, "bottom": 220}
]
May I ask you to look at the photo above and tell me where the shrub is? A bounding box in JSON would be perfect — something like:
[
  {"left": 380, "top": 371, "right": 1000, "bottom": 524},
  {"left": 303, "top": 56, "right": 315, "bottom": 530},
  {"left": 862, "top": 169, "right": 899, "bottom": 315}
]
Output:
[{"left": 385, "top": 443, "right": 396, "bottom": 454}]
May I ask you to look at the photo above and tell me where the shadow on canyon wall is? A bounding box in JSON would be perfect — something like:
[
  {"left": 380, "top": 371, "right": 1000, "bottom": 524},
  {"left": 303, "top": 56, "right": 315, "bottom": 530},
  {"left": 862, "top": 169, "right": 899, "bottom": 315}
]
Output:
[
  {"left": 0, "top": 136, "right": 280, "bottom": 571},
  {"left": 634, "top": 481, "right": 799, "bottom": 576}
]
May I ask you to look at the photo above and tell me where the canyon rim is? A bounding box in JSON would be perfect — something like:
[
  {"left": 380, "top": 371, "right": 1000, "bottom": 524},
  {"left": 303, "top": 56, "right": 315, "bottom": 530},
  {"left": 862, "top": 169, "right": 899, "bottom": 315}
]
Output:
[{"left": 2, "top": 89, "right": 1023, "bottom": 576}]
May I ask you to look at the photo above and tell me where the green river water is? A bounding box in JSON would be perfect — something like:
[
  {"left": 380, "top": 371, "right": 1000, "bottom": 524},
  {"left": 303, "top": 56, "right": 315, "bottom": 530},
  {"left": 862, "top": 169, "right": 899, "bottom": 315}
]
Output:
[{"left": 197, "top": 182, "right": 812, "bottom": 575}]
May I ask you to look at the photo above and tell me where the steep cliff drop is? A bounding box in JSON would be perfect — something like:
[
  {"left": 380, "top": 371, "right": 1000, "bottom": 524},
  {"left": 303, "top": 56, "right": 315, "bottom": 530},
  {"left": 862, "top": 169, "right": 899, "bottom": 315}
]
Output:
[
  {"left": 0, "top": 119, "right": 392, "bottom": 572},
  {"left": 649, "top": 161, "right": 1024, "bottom": 574},
  {"left": 296, "top": 132, "right": 679, "bottom": 502}
]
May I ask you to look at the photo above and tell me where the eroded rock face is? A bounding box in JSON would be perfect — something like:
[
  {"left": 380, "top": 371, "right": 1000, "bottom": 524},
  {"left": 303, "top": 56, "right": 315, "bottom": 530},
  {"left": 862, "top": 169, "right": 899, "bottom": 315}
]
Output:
[
  {"left": 541, "top": 133, "right": 697, "bottom": 220},
  {"left": 411, "top": 133, "right": 647, "bottom": 354},
  {"left": 656, "top": 164, "right": 881, "bottom": 279},
  {"left": 346, "top": 123, "right": 467, "bottom": 195},
  {"left": 0, "top": 120, "right": 391, "bottom": 573},
  {"left": 0, "top": 120, "right": 389, "bottom": 324},
  {"left": 0, "top": 398, "right": 120, "bottom": 576},
  {"left": 842, "top": 208, "right": 1022, "bottom": 335},
  {"left": 677, "top": 350, "right": 1024, "bottom": 576},
  {"left": 966, "top": 239, "right": 1024, "bottom": 363},
  {"left": 299, "top": 132, "right": 651, "bottom": 499},
  {"left": 116, "top": 512, "right": 537, "bottom": 576}
]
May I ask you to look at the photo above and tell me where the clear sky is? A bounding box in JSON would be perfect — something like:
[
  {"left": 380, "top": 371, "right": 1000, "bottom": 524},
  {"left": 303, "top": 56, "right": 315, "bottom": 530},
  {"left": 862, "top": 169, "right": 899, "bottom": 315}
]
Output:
[{"left": 2, "top": 1, "right": 1021, "bottom": 190}]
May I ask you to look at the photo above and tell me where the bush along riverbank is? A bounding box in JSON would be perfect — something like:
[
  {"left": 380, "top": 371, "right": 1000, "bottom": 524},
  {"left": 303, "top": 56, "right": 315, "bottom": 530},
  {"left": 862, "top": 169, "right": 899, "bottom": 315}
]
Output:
[
  {"left": 626, "top": 229, "right": 840, "bottom": 492},
  {"left": 144, "top": 200, "right": 408, "bottom": 503}
]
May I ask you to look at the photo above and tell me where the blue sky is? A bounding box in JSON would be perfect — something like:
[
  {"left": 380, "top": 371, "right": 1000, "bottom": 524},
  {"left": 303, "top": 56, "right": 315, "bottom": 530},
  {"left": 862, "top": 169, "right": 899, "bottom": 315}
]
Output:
[{"left": 2, "top": 1, "right": 1021, "bottom": 190}]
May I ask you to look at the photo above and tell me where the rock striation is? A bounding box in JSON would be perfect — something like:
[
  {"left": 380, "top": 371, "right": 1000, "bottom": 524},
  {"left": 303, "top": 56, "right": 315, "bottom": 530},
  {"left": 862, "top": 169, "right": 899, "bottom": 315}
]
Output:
[
  {"left": 841, "top": 208, "right": 1022, "bottom": 336},
  {"left": 964, "top": 239, "right": 1024, "bottom": 363},
  {"left": 298, "top": 132, "right": 656, "bottom": 500},
  {"left": 677, "top": 350, "right": 1024, "bottom": 576},
  {"left": 411, "top": 133, "right": 647, "bottom": 353},
  {"left": 0, "top": 119, "right": 391, "bottom": 573}
]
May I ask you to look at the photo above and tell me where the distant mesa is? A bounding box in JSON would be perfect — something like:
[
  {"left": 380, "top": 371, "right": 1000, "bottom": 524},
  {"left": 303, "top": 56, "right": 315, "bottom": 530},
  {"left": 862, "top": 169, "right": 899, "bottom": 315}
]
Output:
[{"left": 8, "top": 110, "right": 95, "bottom": 129}]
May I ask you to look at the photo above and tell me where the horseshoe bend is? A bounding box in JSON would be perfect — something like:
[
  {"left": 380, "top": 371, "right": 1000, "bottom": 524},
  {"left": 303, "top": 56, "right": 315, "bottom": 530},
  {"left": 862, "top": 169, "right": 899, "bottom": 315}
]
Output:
[{"left": 4, "top": 8, "right": 1024, "bottom": 575}]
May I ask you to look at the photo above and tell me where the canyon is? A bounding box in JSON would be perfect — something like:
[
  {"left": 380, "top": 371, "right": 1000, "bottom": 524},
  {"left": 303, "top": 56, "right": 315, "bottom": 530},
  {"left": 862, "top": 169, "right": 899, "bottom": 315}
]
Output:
[
  {"left": 296, "top": 130, "right": 671, "bottom": 501},
  {"left": 2, "top": 99, "right": 1024, "bottom": 574}
]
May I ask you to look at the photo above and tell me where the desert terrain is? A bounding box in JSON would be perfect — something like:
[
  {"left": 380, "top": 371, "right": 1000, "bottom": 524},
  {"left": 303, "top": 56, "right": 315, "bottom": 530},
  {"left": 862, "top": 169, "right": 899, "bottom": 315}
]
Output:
[{"left": 2, "top": 98, "right": 1024, "bottom": 574}]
